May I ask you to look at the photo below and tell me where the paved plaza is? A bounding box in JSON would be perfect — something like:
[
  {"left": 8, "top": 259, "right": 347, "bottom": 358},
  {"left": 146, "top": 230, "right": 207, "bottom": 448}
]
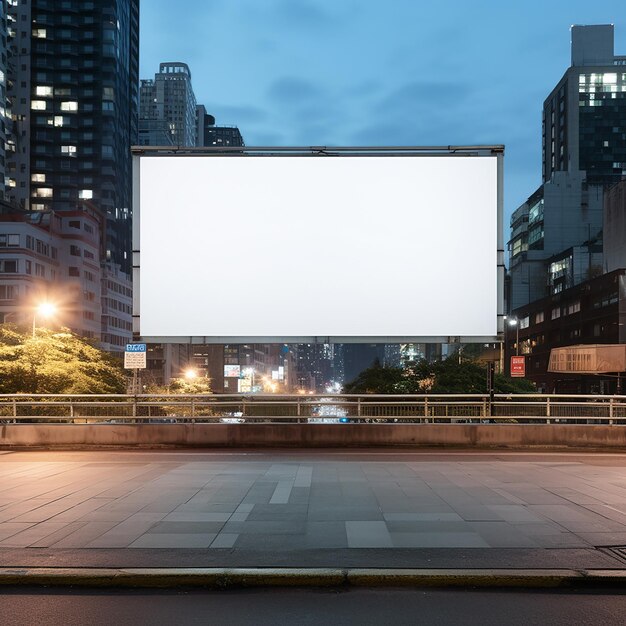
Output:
[{"left": 1, "top": 449, "right": 626, "bottom": 569}]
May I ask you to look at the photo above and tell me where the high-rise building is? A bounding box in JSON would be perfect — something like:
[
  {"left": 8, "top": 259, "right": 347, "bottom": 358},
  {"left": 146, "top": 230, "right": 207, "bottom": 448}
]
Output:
[
  {"left": 196, "top": 105, "right": 244, "bottom": 148},
  {"left": 508, "top": 25, "right": 625, "bottom": 311},
  {"left": 140, "top": 63, "right": 197, "bottom": 147},
  {"left": 5, "top": 0, "right": 139, "bottom": 277},
  {"left": 543, "top": 25, "right": 626, "bottom": 184},
  {"left": 0, "top": 0, "right": 8, "bottom": 198}
]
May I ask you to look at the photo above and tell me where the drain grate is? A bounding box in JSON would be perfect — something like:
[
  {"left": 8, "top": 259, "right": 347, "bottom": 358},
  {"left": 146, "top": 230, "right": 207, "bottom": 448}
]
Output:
[{"left": 599, "top": 546, "right": 626, "bottom": 564}]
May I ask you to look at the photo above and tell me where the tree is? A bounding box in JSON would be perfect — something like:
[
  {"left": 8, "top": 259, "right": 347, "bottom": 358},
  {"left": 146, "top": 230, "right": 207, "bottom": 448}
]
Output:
[
  {"left": 344, "top": 357, "right": 535, "bottom": 394},
  {"left": 0, "top": 325, "right": 126, "bottom": 393},
  {"left": 343, "top": 359, "right": 406, "bottom": 394}
]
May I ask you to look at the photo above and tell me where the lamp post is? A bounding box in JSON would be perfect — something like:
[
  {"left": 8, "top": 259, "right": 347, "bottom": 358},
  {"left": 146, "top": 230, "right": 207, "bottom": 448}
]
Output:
[
  {"left": 509, "top": 318, "right": 520, "bottom": 356},
  {"left": 503, "top": 316, "right": 519, "bottom": 376},
  {"left": 32, "top": 302, "right": 57, "bottom": 337}
]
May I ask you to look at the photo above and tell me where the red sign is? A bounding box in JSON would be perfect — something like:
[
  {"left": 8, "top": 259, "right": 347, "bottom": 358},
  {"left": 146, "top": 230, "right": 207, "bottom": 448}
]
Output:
[{"left": 510, "top": 356, "right": 525, "bottom": 378}]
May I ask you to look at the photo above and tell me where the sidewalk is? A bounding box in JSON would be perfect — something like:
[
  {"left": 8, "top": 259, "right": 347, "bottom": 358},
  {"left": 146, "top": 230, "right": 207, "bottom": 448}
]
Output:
[{"left": 1, "top": 449, "right": 626, "bottom": 586}]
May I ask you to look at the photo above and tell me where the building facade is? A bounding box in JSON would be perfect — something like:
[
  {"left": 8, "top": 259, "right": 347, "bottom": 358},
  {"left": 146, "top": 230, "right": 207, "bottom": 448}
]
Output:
[
  {"left": 509, "top": 24, "right": 625, "bottom": 311},
  {"left": 196, "top": 105, "right": 244, "bottom": 148},
  {"left": 5, "top": 0, "right": 139, "bottom": 276},
  {"left": 140, "top": 63, "right": 197, "bottom": 147},
  {"left": 0, "top": 207, "right": 102, "bottom": 338},
  {"left": 509, "top": 269, "right": 626, "bottom": 393}
]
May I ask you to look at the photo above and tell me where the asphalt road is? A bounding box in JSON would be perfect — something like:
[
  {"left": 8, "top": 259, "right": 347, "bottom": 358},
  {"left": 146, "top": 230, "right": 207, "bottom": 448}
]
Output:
[{"left": 2, "top": 587, "right": 626, "bottom": 626}]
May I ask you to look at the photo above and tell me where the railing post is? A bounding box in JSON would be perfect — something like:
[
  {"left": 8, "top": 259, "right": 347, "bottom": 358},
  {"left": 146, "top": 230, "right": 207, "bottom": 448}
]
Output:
[
  {"left": 546, "top": 397, "right": 550, "bottom": 424},
  {"left": 609, "top": 398, "right": 614, "bottom": 425},
  {"left": 12, "top": 398, "right": 17, "bottom": 420},
  {"left": 191, "top": 397, "right": 195, "bottom": 418},
  {"left": 357, "top": 398, "right": 362, "bottom": 417},
  {"left": 69, "top": 401, "right": 74, "bottom": 421},
  {"left": 482, "top": 398, "right": 487, "bottom": 420},
  {"left": 297, "top": 398, "right": 301, "bottom": 417},
  {"left": 424, "top": 397, "right": 428, "bottom": 422},
  {"left": 132, "top": 396, "right": 137, "bottom": 421},
  {"left": 242, "top": 398, "right": 247, "bottom": 417}
]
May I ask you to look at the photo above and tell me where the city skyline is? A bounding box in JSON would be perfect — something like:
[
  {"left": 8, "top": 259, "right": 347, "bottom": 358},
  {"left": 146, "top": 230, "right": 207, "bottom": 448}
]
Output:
[{"left": 141, "top": 0, "right": 626, "bottom": 224}]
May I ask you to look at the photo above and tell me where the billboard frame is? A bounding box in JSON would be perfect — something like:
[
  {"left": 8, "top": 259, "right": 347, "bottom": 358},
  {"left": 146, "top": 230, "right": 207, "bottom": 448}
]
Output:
[{"left": 131, "top": 145, "right": 505, "bottom": 345}]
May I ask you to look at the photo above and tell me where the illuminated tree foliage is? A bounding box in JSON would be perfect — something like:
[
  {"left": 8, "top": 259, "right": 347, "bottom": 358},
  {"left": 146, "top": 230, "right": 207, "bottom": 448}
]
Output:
[
  {"left": 344, "top": 357, "right": 535, "bottom": 394},
  {"left": 0, "top": 325, "right": 126, "bottom": 394}
]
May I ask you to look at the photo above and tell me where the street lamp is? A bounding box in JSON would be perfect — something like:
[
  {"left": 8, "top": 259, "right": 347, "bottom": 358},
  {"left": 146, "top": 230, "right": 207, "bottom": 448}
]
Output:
[
  {"left": 184, "top": 368, "right": 197, "bottom": 380},
  {"left": 508, "top": 317, "right": 520, "bottom": 356},
  {"left": 32, "top": 302, "right": 57, "bottom": 337}
]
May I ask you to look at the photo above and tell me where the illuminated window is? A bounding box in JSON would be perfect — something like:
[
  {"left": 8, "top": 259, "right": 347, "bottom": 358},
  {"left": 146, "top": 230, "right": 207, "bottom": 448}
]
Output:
[
  {"left": 53, "top": 116, "right": 66, "bottom": 127},
  {"left": 35, "top": 86, "right": 53, "bottom": 97},
  {"left": 31, "top": 100, "right": 47, "bottom": 110},
  {"left": 33, "top": 187, "right": 53, "bottom": 198},
  {"left": 551, "top": 307, "right": 561, "bottom": 320},
  {"left": 603, "top": 73, "right": 617, "bottom": 84},
  {"left": 79, "top": 189, "right": 93, "bottom": 199},
  {"left": 31, "top": 173, "right": 46, "bottom": 183},
  {"left": 32, "top": 28, "right": 47, "bottom": 38},
  {"left": 61, "top": 145, "right": 77, "bottom": 156},
  {"left": 60, "top": 101, "right": 78, "bottom": 112}
]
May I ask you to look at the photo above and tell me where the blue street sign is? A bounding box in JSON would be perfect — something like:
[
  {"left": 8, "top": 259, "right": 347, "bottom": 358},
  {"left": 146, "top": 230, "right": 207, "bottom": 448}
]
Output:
[{"left": 125, "top": 343, "right": 147, "bottom": 353}]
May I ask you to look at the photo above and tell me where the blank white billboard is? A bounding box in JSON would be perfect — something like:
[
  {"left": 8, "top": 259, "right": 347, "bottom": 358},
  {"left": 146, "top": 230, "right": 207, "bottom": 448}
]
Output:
[{"left": 135, "top": 153, "right": 500, "bottom": 341}]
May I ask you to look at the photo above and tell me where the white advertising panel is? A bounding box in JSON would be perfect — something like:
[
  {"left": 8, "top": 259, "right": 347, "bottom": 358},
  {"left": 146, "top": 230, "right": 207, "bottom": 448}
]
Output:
[
  {"left": 224, "top": 365, "right": 241, "bottom": 378},
  {"left": 135, "top": 151, "right": 501, "bottom": 341}
]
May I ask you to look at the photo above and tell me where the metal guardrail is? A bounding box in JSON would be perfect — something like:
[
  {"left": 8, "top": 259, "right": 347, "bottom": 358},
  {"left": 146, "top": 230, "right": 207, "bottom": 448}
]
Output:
[{"left": 1, "top": 393, "right": 626, "bottom": 424}]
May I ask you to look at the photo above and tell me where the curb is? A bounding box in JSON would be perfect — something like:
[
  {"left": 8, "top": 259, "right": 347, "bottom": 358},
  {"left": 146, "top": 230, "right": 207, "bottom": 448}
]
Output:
[{"left": 1, "top": 567, "right": 626, "bottom": 589}]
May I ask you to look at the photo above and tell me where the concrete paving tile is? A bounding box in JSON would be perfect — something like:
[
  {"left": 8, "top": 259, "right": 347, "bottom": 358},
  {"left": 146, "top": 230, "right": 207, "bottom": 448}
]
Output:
[
  {"left": 467, "top": 522, "right": 542, "bottom": 548},
  {"left": 29, "top": 521, "right": 88, "bottom": 548},
  {"left": 0, "top": 522, "right": 34, "bottom": 541},
  {"left": 487, "top": 504, "right": 545, "bottom": 523},
  {"left": 383, "top": 513, "right": 463, "bottom": 522},
  {"left": 572, "top": 532, "right": 626, "bottom": 546},
  {"left": 308, "top": 507, "right": 384, "bottom": 522},
  {"left": 147, "top": 521, "right": 225, "bottom": 534},
  {"left": 210, "top": 533, "right": 239, "bottom": 548},
  {"left": 385, "top": 520, "right": 470, "bottom": 533},
  {"left": 130, "top": 533, "right": 216, "bottom": 548},
  {"left": 346, "top": 521, "right": 393, "bottom": 548},
  {"left": 246, "top": 504, "right": 307, "bottom": 522},
  {"left": 0, "top": 522, "right": 68, "bottom": 547},
  {"left": 232, "top": 534, "right": 308, "bottom": 550},
  {"left": 229, "top": 503, "right": 254, "bottom": 522},
  {"left": 391, "top": 532, "right": 490, "bottom": 548},
  {"left": 269, "top": 481, "right": 293, "bottom": 504},
  {"left": 221, "top": 520, "right": 306, "bottom": 535},
  {"left": 294, "top": 466, "right": 313, "bottom": 488},
  {"left": 86, "top": 512, "right": 165, "bottom": 548},
  {"left": 162, "top": 511, "right": 231, "bottom": 522},
  {"left": 49, "top": 521, "right": 120, "bottom": 548}
]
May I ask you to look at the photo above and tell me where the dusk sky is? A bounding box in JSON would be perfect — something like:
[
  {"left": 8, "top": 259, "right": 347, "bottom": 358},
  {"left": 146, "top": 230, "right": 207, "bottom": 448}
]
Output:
[{"left": 141, "top": 0, "right": 626, "bottom": 224}]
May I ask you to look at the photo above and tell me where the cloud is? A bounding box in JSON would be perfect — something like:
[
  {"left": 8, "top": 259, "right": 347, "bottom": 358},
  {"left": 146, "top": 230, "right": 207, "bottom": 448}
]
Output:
[
  {"left": 210, "top": 104, "right": 268, "bottom": 125},
  {"left": 272, "top": 0, "right": 336, "bottom": 28},
  {"left": 268, "top": 77, "right": 325, "bottom": 104}
]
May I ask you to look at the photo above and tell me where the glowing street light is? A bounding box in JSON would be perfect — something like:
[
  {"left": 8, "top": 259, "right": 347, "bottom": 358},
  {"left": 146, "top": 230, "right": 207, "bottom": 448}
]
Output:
[
  {"left": 184, "top": 368, "right": 198, "bottom": 380},
  {"left": 32, "top": 302, "right": 57, "bottom": 337},
  {"left": 508, "top": 317, "right": 520, "bottom": 356}
]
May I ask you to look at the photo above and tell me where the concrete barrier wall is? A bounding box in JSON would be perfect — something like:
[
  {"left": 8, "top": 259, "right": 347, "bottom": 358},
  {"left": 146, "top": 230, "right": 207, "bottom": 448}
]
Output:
[{"left": 1, "top": 424, "right": 626, "bottom": 448}]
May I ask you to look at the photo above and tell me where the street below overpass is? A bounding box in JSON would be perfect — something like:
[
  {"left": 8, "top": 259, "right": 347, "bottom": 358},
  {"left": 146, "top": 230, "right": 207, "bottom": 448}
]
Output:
[{"left": 2, "top": 586, "right": 626, "bottom": 626}]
